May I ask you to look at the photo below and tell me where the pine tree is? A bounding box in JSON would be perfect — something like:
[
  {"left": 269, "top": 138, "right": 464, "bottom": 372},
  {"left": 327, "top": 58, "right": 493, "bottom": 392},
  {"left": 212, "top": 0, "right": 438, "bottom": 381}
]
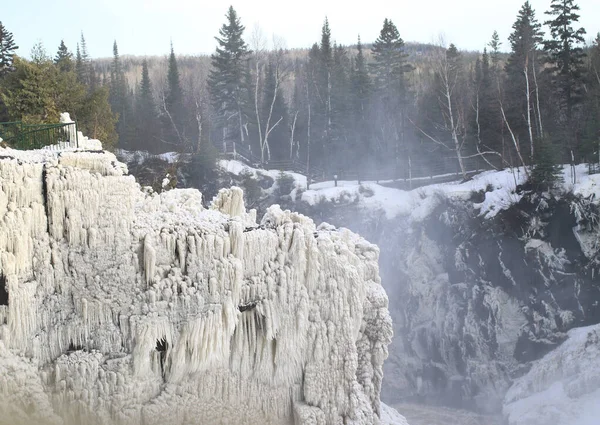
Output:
[
  {"left": 0, "top": 21, "right": 18, "bottom": 76},
  {"left": 544, "top": 0, "right": 587, "bottom": 156},
  {"left": 208, "top": 6, "right": 251, "bottom": 146},
  {"left": 54, "top": 40, "right": 73, "bottom": 73}
]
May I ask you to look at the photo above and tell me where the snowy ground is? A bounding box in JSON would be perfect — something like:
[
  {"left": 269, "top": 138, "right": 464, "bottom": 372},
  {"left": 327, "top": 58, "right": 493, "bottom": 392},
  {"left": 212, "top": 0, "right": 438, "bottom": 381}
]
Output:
[{"left": 221, "top": 159, "right": 600, "bottom": 222}]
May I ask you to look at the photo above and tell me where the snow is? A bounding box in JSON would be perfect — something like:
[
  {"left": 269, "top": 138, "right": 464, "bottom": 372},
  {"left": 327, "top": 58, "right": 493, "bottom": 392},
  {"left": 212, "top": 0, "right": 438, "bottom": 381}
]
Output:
[
  {"left": 219, "top": 159, "right": 308, "bottom": 192},
  {"left": 381, "top": 403, "right": 410, "bottom": 425},
  {"left": 301, "top": 167, "right": 528, "bottom": 221},
  {"left": 503, "top": 323, "right": 600, "bottom": 425},
  {"left": 116, "top": 149, "right": 181, "bottom": 165},
  {"left": 222, "top": 159, "right": 600, "bottom": 224},
  {"left": 0, "top": 147, "right": 396, "bottom": 424}
]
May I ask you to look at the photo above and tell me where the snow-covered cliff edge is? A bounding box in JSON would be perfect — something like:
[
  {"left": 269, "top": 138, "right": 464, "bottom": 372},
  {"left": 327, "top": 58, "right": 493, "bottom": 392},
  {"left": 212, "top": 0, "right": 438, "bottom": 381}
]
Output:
[{"left": 0, "top": 147, "right": 401, "bottom": 425}]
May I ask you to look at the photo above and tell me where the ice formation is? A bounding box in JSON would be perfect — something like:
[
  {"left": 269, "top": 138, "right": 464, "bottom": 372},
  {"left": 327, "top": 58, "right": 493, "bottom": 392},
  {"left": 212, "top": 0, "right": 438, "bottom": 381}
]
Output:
[
  {"left": 503, "top": 323, "right": 600, "bottom": 425},
  {"left": 0, "top": 146, "right": 396, "bottom": 425}
]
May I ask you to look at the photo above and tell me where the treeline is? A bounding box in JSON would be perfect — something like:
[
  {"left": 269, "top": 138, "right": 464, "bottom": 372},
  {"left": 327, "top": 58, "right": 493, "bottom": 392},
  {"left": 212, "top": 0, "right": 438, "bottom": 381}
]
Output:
[
  {"left": 1, "top": 0, "right": 600, "bottom": 187},
  {"left": 0, "top": 30, "right": 117, "bottom": 147}
]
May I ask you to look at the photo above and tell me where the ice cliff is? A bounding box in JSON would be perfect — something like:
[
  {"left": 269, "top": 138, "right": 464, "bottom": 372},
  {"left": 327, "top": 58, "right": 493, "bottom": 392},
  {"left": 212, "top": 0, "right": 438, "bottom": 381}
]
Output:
[{"left": 0, "top": 147, "right": 398, "bottom": 425}]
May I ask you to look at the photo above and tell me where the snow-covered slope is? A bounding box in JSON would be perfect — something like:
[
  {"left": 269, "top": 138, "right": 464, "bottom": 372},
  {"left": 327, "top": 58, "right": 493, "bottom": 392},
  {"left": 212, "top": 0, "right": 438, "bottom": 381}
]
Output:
[
  {"left": 0, "top": 146, "right": 403, "bottom": 425},
  {"left": 504, "top": 324, "right": 600, "bottom": 425}
]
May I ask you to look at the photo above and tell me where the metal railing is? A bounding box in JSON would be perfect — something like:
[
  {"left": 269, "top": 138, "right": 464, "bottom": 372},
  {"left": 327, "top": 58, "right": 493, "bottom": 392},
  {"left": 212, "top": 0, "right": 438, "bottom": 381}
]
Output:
[{"left": 0, "top": 121, "right": 78, "bottom": 150}]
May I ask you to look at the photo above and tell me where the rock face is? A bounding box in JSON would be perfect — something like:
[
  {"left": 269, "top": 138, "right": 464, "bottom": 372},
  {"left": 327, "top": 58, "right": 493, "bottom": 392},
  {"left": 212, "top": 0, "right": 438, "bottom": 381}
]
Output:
[
  {"left": 293, "top": 189, "right": 600, "bottom": 413},
  {"left": 378, "top": 194, "right": 600, "bottom": 413},
  {"left": 0, "top": 148, "right": 395, "bottom": 425}
]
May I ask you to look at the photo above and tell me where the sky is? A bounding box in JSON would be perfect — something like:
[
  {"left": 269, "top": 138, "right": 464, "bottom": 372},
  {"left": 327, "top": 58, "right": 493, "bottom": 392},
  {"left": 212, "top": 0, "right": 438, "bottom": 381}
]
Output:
[{"left": 3, "top": 0, "right": 600, "bottom": 59}]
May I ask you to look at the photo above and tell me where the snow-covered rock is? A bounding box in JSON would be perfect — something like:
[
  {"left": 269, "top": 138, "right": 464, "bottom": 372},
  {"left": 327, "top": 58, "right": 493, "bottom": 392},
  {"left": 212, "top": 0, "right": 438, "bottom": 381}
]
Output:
[
  {"left": 504, "top": 324, "right": 600, "bottom": 425},
  {"left": 0, "top": 147, "right": 399, "bottom": 425}
]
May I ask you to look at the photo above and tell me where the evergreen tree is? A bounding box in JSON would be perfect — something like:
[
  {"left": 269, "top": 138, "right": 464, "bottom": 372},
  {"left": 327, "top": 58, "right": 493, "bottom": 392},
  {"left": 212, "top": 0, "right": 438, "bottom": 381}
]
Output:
[
  {"left": 370, "top": 19, "right": 411, "bottom": 103},
  {"left": 163, "top": 43, "right": 185, "bottom": 145},
  {"left": 136, "top": 59, "right": 160, "bottom": 152},
  {"left": 530, "top": 139, "right": 563, "bottom": 190},
  {"left": 544, "top": 0, "right": 587, "bottom": 156},
  {"left": 75, "top": 43, "right": 84, "bottom": 83},
  {"left": 581, "top": 34, "right": 600, "bottom": 160},
  {"left": 208, "top": 6, "right": 251, "bottom": 146},
  {"left": 473, "top": 48, "right": 499, "bottom": 153},
  {"left": 0, "top": 22, "right": 18, "bottom": 76},
  {"left": 319, "top": 17, "right": 333, "bottom": 142},
  {"left": 109, "top": 41, "right": 133, "bottom": 148},
  {"left": 505, "top": 1, "right": 545, "bottom": 159},
  {"left": 350, "top": 35, "right": 372, "bottom": 174},
  {"left": 488, "top": 30, "right": 502, "bottom": 72},
  {"left": 54, "top": 40, "right": 73, "bottom": 73},
  {"left": 76, "top": 32, "right": 91, "bottom": 86},
  {"left": 370, "top": 18, "right": 413, "bottom": 176},
  {"left": 78, "top": 86, "right": 118, "bottom": 149}
]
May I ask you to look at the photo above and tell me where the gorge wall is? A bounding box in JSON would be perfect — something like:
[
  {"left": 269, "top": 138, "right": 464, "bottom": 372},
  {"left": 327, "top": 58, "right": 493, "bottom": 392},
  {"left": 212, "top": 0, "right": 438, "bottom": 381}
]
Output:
[{"left": 0, "top": 148, "right": 398, "bottom": 425}]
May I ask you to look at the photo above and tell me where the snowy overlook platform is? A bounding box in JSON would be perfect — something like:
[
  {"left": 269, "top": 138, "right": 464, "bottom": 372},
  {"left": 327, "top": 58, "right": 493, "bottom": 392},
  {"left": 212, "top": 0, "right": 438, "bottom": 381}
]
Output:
[{"left": 0, "top": 146, "right": 405, "bottom": 425}]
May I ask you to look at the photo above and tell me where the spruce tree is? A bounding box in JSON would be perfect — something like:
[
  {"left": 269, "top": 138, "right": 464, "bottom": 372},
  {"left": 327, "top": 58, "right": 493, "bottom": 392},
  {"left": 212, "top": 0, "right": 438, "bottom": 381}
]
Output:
[
  {"left": 109, "top": 41, "right": 133, "bottom": 148},
  {"left": 208, "top": 6, "right": 251, "bottom": 146},
  {"left": 370, "top": 19, "right": 411, "bottom": 103},
  {"left": 161, "top": 43, "right": 186, "bottom": 145},
  {"left": 54, "top": 40, "right": 73, "bottom": 73},
  {"left": 581, "top": 34, "right": 600, "bottom": 161},
  {"left": 136, "top": 59, "right": 159, "bottom": 152},
  {"left": 370, "top": 18, "right": 412, "bottom": 175},
  {"left": 350, "top": 36, "right": 372, "bottom": 174},
  {"left": 544, "top": 0, "right": 587, "bottom": 156},
  {"left": 0, "top": 21, "right": 18, "bottom": 77},
  {"left": 488, "top": 30, "right": 502, "bottom": 72},
  {"left": 505, "top": 1, "right": 545, "bottom": 159}
]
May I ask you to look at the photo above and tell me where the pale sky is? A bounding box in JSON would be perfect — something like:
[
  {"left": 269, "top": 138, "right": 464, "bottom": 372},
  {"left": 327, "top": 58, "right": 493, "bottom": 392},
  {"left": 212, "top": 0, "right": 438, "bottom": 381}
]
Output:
[{"left": 3, "top": 0, "right": 600, "bottom": 59}]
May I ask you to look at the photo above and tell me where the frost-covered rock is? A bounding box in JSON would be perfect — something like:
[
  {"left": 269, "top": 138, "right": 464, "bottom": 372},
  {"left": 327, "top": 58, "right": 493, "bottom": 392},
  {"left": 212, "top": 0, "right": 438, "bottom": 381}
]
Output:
[
  {"left": 0, "top": 147, "right": 398, "bottom": 425},
  {"left": 503, "top": 324, "right": 600, "bottom": 425}
]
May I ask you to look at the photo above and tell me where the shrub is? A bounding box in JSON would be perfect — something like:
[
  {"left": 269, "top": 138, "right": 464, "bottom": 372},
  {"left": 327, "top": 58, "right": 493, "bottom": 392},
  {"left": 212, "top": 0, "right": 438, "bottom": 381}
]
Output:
[
  {"left": 358, "top": 185, "right": 375, "bottom": 198},
  {"left": 240, "top": 170, "right": 262, "bottom": 208},
  {"left": 275, "top": 172, "right": 295, "bottom": 197}
]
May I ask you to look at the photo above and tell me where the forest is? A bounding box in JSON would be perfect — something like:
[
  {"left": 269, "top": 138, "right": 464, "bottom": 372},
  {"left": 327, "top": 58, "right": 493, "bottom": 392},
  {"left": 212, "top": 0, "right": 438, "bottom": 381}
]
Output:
[{"left": 1, "top": 0, "right": 599, "bottom": 187}]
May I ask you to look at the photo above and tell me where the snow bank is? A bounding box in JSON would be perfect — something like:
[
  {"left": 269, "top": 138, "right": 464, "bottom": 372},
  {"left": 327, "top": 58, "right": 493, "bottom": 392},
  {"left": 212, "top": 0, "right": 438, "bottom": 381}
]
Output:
[
  {"left": 0, "top": 148, "right": 398, "bottom": 425},
  {"left": 227, "top": 160, "right": 600, "bottom": 223},
  {"left": 503, "top": 324, "right": 600, "bottom": 425},
  {"left": 301, "top": 168, "right": 527, "bottom": 221}
]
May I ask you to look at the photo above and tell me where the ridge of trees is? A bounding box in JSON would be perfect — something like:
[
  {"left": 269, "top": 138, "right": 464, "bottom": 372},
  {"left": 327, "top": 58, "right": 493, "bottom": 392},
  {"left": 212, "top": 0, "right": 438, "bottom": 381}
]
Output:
[{"left": 1, "top": 2, "right": 599, "bottom": 190}]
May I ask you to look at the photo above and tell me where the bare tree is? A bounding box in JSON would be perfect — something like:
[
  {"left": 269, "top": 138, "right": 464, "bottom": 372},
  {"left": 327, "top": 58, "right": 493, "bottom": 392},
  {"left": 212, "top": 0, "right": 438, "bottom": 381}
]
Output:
[
  {"left": 250, "top": 26, "right": 287, "bottom": 163},
  {"left": 289, "top": 111, "right": 299, "bottom": 160},
  {"left": 411, "top": 38, "right": 468, "bottom": 180}
]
